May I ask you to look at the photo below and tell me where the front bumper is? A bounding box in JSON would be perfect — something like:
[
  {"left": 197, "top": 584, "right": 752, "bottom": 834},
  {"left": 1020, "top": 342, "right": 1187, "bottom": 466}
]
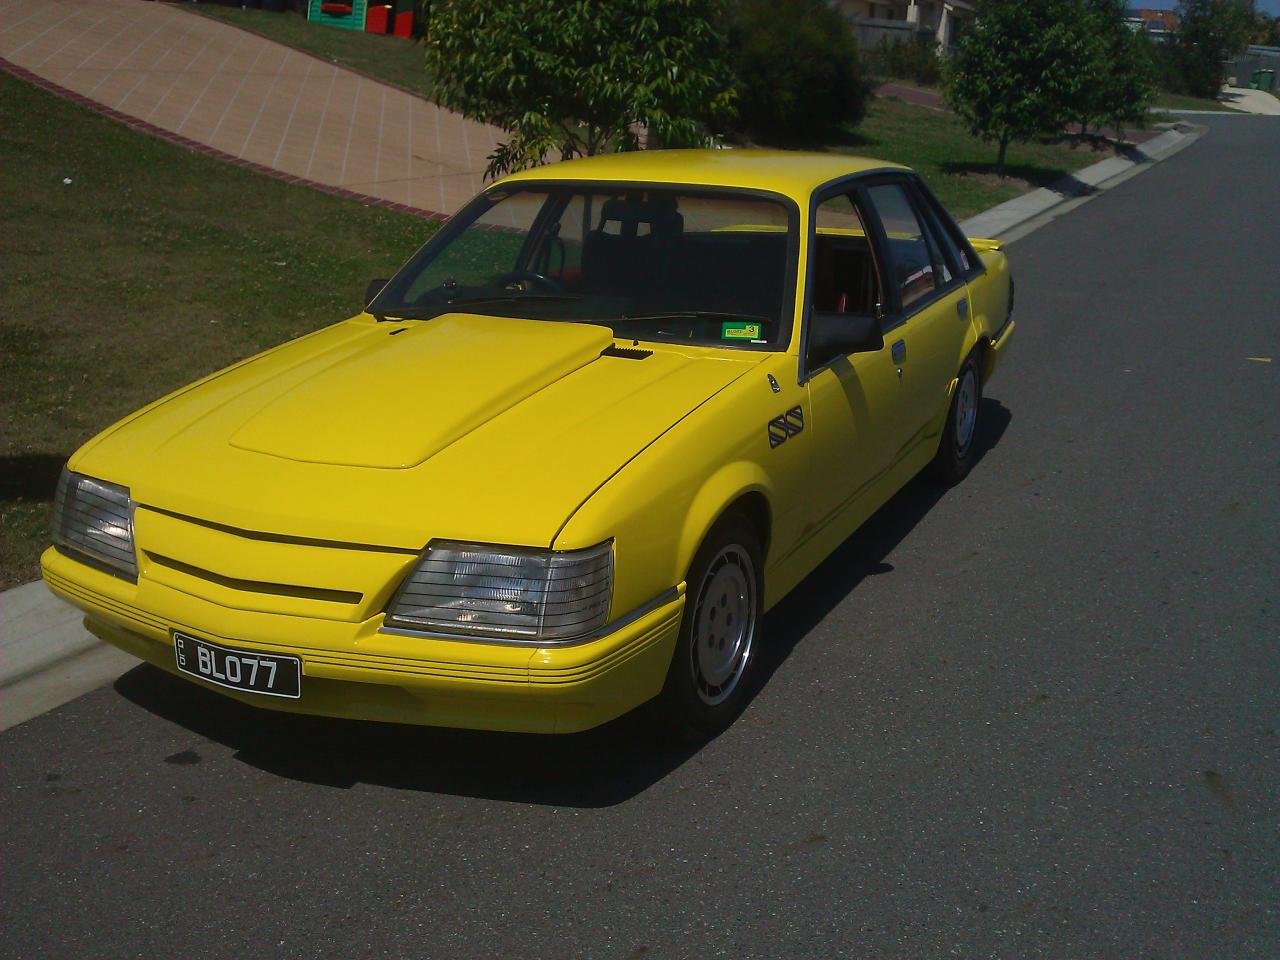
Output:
[{"left": 42, "top": 547, "right": 684, "bottom": 734}]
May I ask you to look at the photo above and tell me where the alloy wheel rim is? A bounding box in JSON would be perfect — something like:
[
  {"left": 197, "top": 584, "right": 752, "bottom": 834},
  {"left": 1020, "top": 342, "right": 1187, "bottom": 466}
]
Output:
[
  {"left": 690, "top": 545, "right": 757, "bottom": 706},
  {"left": 955, "top": 368, "right": 978, "bottom": 454}
]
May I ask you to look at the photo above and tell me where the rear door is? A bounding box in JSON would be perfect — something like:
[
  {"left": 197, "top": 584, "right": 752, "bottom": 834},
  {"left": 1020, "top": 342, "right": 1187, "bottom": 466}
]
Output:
[{"left": 860, "top": 177, "right": 971, "bottom": 449}]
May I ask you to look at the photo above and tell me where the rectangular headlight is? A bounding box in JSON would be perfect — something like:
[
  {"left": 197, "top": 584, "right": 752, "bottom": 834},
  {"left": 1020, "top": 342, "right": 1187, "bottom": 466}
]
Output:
[
  {"left": 52, "top": 469, "right": 138, "bottom": 581},
  {"left": 385, "top": 540, "right": 613, "bottom": 642}
]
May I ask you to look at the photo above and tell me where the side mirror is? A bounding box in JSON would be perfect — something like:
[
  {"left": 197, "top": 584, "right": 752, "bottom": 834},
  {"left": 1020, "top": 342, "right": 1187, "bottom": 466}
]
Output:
[
  {"left": 364, "top": 278, "right": 390, "bottom": 309},
  {"left": 807, "top": 311, "right": 884, "bottom": 367}
]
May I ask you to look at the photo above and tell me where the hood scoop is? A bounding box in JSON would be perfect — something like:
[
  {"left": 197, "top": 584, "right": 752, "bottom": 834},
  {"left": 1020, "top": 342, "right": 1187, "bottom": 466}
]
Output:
[
  {"left": 601, "top": 344, "right": 653, "bottom": 360},
  {"left": 229, "top": 314, "right": 613, "bottom": 469}
]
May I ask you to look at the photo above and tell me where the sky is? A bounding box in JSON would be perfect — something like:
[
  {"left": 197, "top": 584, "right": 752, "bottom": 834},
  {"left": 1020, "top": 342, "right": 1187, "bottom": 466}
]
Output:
[{"left": 1139, "top": 0, "right": 1280, "bottom": 17}]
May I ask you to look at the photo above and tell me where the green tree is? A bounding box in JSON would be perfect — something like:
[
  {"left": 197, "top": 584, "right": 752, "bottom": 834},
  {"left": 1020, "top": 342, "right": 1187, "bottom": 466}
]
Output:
[
  {"left": 1102, "top": 24, "right": 1158, "bottom": 139},
  {"left": 1176, "top": 0, "right": 1257, "bottom": 97},
  {"left": 1070, "top": 0, "right": 1158, "bottom": 142},
  {"left": 946, "top": 0, "right": 1087, "bottom": 175},
  {"left": 1251, "top": 13, "right": 1280, "bottom": 46},
  {"left": 729, "top": 0, "right": 869, "bottom": 143},
  {"left": 425, "top": 0, "right": 736, "bottom": 179}
]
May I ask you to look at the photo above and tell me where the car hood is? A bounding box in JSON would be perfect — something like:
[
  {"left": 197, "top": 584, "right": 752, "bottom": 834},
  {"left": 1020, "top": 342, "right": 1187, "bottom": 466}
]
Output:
[{"left": 72, "top": 314, "right": 761, "bottom": 549}]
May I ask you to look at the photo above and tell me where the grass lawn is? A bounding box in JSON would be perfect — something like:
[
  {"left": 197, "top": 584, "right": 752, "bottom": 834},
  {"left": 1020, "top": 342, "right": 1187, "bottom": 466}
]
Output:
[
  {"left": 0, "top": 75, "right": 437, "bottom": 589},
  {"left": 837, "top": 98, "right": 1097, "bottom": 221},
  {"left": 189, "top": 4, "right": 436, "bottom": 100},
  {"left": 1155, "top": 91, "right": 1234, "bottom": 112}
]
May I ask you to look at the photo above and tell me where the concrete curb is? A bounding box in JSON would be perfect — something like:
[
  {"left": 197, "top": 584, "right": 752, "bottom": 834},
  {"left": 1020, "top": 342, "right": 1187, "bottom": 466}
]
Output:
[
  {"left": 0, "top": 580, "right": 137, "bottom": 731},
  {"left": 1, "top": 581, "right": 95, "bottom": 685},
  {"left": 0, "top": 119, "right": 1212, "bottom": 730},
  {"left": 958, "top": 123, "right": 1206, "bottom": 242}
]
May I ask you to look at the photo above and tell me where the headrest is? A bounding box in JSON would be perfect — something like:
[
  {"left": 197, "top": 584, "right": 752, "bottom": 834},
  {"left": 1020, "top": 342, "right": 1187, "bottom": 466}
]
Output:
[{"left": 599, "top": 194, "right": 681, "bottom": 226}]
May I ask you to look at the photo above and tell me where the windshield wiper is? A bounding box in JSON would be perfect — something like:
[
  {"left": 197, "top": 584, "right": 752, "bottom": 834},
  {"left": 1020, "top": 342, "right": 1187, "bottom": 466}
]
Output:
[
  {"left": 446, "top": 294, "right": 582, "bottom": 307},
  {"left": 618, "top": 311, "right": 770, "bottom": 324},
  {"left": 372, "top": 310, "right": 438, "bottom": 322},
  {"left": 373, "top": 294, "right": 583, "bottom": 322}
]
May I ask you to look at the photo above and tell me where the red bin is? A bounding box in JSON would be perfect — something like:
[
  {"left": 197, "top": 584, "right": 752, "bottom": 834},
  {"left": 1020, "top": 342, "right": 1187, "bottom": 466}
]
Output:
[{"left": 365, "top": 4, "right": 391, "bottom": 33}]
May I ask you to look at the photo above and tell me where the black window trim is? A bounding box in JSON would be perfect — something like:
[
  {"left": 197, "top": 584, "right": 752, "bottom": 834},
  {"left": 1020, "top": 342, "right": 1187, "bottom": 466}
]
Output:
[
  {"left": 371, "top": 178, "right": 804, "bottom": 353},
  {"left": 911, "top": 174, "right": 986, "bottom": 283},
  {"left": 902, "top": 178, "right": 962, "bottom": 295}
]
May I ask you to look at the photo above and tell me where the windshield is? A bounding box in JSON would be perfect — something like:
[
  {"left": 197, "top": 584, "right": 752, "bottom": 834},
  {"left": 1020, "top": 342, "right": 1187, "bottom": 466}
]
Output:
[{"left": 371, "top": 184, "right": 797, "bottom": 349}]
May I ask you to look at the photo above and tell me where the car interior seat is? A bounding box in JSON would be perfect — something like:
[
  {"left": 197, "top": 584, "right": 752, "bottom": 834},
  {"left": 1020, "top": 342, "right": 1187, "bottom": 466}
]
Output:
[{"left": 581, "top": 195, "right": 683, "bottom": 302}]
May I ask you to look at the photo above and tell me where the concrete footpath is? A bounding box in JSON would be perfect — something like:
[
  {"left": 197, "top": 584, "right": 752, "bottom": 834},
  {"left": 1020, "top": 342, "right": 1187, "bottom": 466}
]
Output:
[
  {"left": 0, "top": 0, "right": 499, "bottom": 215},
  {"left": 958, "top": 122, "right": 1206, "bottom": 241}
]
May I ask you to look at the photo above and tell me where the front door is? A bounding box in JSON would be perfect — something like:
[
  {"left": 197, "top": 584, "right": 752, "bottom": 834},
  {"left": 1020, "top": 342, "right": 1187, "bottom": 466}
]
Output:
[{"left": 802, "top": 189, "right": 913, "bottom": 535}]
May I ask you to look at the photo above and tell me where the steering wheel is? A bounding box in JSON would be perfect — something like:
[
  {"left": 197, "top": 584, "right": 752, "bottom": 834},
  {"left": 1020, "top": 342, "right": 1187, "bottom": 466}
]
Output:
[{"left": 494, "top": 270, "right": 564, "bottom": 294}]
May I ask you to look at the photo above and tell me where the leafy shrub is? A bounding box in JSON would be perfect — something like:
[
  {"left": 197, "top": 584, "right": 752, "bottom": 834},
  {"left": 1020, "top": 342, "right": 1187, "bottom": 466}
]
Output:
[
  {"left": 729, "top": 0, "right": 869, "bottom": 143},
  {"left": 426, "top": 0, "right": 735, "bottom": 178}
]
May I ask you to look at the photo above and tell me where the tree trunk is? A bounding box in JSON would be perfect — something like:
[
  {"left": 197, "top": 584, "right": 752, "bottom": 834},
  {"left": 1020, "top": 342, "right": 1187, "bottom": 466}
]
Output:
[{"left": 997, "top": 134, "right": 1010, "bottom": 178}]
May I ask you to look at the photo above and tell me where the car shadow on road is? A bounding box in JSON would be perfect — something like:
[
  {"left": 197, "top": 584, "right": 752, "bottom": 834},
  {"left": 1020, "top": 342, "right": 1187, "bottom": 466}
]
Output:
[
  {"left": 748, "top": 397, "right": 1011, "bottom": 694},
  {"left": 113, "top": 399, "right": 1011, "bottom": 808}
]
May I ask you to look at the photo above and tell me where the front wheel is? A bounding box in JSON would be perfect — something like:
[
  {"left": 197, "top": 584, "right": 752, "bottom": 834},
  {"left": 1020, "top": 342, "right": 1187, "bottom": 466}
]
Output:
[
  {"left": 933, "top": 353, "right": 982, "bottom": 486},
  {"left": 656, "top": 514, "right": 762, "bottom": 740}
]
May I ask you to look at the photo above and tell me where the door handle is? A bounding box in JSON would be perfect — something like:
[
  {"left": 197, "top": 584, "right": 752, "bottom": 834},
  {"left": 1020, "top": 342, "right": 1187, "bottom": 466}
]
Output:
[
  {"left": 891, "top": 339, "right": 907, "bottom": 364},
  {"left": 957, "top": 298, "right": 968, "bottom": 318}
]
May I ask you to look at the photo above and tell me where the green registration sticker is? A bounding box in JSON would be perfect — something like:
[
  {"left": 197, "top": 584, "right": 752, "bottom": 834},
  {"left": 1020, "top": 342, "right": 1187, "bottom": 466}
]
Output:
[{"left": 721, "top": 321, "right": 762, "bottom": 341}]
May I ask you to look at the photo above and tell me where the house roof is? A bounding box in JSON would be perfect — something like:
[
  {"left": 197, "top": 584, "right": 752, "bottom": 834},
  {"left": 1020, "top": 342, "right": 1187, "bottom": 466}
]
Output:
[{"left": 1125, "top": 8, "right": 1179, "bottom": 32}]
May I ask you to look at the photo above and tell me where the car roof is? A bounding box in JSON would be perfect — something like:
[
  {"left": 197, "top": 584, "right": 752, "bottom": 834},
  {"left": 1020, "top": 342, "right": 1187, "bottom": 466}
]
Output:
[{"left": 496, "top": 149, "right": 908, "bottom": 201}]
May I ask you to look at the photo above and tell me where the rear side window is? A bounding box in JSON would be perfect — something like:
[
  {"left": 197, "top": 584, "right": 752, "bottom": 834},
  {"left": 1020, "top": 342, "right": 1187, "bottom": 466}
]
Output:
[
  {"left": 865, "top": 182, "right": 945, "bottom": 311},
  {"left": 908, "top": 181, "right": 969, "bottom": 280},
  {"left": 914, "top": 180, "right": 974, "bottom": 275}
]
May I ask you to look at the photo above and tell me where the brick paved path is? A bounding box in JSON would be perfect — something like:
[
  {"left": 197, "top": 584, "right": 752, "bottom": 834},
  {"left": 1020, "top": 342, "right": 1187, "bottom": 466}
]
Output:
[{"left": 0, "top": 0, "right": 500, "bottom": 213}]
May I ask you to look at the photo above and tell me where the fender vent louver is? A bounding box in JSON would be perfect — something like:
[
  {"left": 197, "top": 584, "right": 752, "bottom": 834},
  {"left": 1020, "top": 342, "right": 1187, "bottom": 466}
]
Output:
[{"left": 601, "top": 345, "right": 653, "bottom": 360}]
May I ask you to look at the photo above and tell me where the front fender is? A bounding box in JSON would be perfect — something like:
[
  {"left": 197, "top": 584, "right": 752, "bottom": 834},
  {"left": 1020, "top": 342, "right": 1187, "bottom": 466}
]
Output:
[
  {"left": 554, "top": 358, "right": 807, "bottom": 625},
  {"left": 676, "top": 461, "right": 774, "bottom": 580}
]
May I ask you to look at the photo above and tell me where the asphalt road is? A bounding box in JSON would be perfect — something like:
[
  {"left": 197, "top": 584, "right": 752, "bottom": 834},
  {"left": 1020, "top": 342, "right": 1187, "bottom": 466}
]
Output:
[{"left": 3, "top": 115, "right": 1277, "bottom": 960}]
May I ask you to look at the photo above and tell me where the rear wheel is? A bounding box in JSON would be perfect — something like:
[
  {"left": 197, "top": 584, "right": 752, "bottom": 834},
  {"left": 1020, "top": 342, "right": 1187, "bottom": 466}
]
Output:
[
  {"left": 656, "top": 514, "right": 762, "bottom": 740},
  {"left": 933, "top": 353, "right": 982, "bottom": 485}
]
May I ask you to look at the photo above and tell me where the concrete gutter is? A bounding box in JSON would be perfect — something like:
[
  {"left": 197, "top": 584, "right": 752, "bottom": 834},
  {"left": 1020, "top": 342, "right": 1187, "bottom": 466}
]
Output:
[
  {"left": 959, "top": 123, "right": 1206, "bottom": 243},
  {"left": 0, "top": 120, "right": 1213, "bottom": 730}
]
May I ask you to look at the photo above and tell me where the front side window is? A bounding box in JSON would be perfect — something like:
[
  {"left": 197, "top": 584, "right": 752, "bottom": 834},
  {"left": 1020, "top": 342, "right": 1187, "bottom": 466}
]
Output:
[
  {"left": 373, "top": 185, "right": 797, "bottom": 349},
  {"left": 811, "top": 192, "right": 881, "bottom": 316}
]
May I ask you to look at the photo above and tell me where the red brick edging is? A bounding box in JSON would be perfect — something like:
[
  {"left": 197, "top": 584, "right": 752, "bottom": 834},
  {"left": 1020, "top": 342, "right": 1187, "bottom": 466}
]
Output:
[{"left": 0, "top": 55, "right": 450, "bottom": 222}]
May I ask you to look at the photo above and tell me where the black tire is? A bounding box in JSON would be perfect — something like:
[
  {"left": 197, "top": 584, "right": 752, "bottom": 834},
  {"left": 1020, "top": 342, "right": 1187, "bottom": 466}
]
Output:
[
  {"left": 655, "top": 513, "right": 763, "bottom": 740},
  {"left": 933, "top": 352, "right": 983, "bottom": 486}
]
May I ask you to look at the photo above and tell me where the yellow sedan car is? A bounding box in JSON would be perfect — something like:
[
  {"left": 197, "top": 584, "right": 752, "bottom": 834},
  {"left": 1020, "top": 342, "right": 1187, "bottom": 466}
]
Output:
[{"left": 43, "top": 150, "right": 1014, "bottom": 737}]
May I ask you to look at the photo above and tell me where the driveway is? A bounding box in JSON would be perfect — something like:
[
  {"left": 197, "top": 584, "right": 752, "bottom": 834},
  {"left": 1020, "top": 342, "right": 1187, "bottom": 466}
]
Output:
[
  {"left": 1221, "top": 85, "right": 1280, "bottom": 115},
  {"left": 0, "top": 0, "right": 499, "bottom": 212}
]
